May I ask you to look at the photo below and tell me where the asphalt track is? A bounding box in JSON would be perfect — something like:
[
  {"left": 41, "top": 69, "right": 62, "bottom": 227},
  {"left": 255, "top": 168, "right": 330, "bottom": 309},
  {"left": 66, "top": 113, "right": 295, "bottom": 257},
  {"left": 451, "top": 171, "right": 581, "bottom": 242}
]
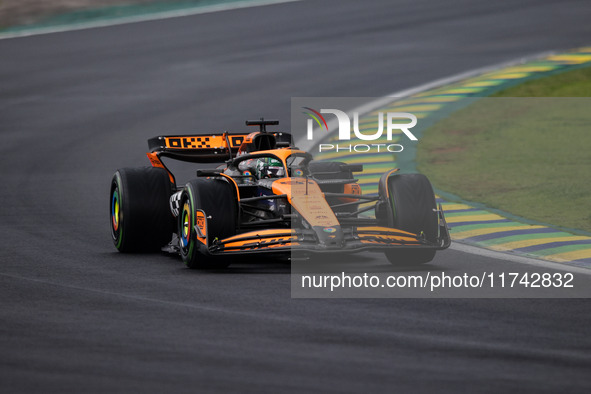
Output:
[{"left": 1, "top": 0, "right": 591, "bottom": 392}]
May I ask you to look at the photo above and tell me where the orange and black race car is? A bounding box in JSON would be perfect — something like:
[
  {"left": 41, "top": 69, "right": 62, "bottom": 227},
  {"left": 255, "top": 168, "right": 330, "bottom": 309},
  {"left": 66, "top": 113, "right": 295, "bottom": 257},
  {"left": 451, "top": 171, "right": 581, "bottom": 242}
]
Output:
[{"left": 110, "top": 119, "right": 450, "bottom": 268}]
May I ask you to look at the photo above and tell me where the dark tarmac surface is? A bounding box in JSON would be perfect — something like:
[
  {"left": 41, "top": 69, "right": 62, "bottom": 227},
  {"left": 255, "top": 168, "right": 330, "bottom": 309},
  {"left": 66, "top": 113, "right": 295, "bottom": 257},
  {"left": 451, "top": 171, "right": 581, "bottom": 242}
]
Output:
[{"left": 1, "top": 0, "right": 590, "bottom": 392}]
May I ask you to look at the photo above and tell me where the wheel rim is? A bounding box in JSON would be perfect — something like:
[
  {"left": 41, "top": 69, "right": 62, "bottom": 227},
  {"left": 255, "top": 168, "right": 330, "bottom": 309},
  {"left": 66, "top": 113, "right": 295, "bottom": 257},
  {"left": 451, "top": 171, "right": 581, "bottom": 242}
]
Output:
[
  {"left": 180, "top": 202, "right": 191, "bottom": 248},
  {"left": 111, "top": 186, "right": 122, "bottom": 248},
  {"left": 111, "top": 188, "right": 120, "bottom": 231}
]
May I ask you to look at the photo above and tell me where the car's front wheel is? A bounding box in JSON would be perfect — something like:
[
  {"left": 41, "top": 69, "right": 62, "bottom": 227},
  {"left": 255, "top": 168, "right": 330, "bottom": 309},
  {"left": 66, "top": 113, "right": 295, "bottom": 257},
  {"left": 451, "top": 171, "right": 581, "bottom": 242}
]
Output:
[
  {"left": 179, "top": 178, "right": 237, "bottom": 269},
  {"left": 381, "top": 173, "right": 438, "bottom": 265}
]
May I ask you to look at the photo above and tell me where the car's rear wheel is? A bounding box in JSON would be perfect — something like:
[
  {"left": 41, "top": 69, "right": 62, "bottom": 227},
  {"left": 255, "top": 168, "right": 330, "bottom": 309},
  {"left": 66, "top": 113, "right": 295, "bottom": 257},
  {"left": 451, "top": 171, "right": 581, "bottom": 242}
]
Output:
[
  {"left": 110, "top": 167, "right": 174, "bottom": 252},
  {"left": 179, "top": 178, "right": 237, "bottom": 269},
  {"left": 381, "top": 173, "right": 438, "bottom": 265}
]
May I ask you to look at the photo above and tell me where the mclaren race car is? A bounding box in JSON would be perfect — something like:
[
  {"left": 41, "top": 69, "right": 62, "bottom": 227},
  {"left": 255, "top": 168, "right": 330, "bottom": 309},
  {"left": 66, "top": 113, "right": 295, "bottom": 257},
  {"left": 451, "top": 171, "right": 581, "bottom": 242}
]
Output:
[{"left": 110, "top": 119, "right": 450, "bottom": 268}]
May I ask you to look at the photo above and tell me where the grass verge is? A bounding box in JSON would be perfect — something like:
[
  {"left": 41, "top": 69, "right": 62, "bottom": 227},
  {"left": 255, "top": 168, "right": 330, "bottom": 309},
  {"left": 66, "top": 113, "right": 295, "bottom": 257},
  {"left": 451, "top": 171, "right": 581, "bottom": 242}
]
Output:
[{"left": 417, "top": 66, "right": 591, "bottom": 232}]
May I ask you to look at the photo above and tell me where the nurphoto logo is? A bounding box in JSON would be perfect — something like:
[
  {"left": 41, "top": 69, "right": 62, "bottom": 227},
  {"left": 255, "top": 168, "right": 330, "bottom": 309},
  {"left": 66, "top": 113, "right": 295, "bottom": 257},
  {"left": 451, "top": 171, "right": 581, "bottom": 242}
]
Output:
[{"left": 302, "top": 107, "right": 418, "bottom": 152}]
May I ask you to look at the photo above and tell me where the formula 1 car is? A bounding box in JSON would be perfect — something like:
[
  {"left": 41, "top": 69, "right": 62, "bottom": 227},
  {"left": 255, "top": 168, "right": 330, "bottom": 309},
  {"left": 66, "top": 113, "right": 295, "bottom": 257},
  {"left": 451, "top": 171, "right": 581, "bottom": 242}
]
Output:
[{"left": 110, "top": 119, "right": 450, "bottom": 268}]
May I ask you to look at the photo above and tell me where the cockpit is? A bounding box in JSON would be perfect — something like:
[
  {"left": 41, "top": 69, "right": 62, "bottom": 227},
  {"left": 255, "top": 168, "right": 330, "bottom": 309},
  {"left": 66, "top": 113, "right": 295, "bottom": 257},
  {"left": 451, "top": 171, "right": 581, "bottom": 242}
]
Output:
[
  {"left": 238, "top": 157, "right": 285, "bottom": 179},
  {"left": 224, "top": 151, "right": 312, "bottom": 183}
]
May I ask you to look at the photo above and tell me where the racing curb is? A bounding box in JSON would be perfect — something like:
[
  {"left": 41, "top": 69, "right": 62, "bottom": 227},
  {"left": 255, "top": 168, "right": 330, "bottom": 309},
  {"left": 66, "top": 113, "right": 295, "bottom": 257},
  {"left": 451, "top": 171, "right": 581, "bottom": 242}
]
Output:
[{"left": 314, "top": 47, "right": 591, "bottom": 268}]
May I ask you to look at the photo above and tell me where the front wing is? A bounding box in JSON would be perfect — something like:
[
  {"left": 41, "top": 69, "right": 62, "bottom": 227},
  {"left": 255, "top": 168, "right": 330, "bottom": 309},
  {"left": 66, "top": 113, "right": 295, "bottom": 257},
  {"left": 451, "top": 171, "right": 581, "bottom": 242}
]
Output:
[{"left": 208, "top": 225, "right": 451, "bottom": 255}]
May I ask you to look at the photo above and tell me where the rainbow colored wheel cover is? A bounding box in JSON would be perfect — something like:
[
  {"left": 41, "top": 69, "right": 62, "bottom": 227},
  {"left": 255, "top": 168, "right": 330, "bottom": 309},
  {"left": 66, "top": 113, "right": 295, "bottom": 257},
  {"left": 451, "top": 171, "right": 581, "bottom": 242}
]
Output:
[
  {"left": 181, "top": 202, "right": 191, "bottom": 248},
  {"left": 111, "top": 188, "right": 120, "bottom": 231}
]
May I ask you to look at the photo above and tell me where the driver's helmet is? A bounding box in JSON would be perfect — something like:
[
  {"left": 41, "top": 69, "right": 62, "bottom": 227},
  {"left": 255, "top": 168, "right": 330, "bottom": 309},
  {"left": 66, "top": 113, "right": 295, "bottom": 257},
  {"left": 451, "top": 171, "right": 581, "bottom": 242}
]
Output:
[{"left": 239, "top": 157, "right": 284, "bottom": 179}]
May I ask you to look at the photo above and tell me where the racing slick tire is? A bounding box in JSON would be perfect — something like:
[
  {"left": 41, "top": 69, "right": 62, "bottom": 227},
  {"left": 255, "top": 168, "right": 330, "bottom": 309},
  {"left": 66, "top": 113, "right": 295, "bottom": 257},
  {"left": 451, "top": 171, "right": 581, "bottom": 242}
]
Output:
[
  {"left": 110, "top": 167, "right": 174, "bottom": 252},
  {"left": 179, "top": 178, "right": 237, "bottom": 269},
  {"left": 382, "top": 174, "right": 438, "bottom": 265}
]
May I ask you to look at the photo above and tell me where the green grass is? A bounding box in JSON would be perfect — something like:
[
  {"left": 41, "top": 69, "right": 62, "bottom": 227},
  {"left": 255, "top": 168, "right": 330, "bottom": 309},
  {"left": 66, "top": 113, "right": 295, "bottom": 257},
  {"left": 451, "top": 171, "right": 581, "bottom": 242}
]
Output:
[
  {"left": 417, "top": 66, "right": 591, "bottom": 232},
  {"left": 491, "top": 66, "right": 591, "bottom": 97}
]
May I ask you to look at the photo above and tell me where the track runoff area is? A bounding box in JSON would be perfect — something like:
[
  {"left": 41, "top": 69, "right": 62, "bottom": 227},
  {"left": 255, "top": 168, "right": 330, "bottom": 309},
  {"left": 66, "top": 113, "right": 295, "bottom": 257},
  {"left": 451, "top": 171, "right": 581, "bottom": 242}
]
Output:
[{"left": 292, "top": 47, "right": 591, "bottom": 297}]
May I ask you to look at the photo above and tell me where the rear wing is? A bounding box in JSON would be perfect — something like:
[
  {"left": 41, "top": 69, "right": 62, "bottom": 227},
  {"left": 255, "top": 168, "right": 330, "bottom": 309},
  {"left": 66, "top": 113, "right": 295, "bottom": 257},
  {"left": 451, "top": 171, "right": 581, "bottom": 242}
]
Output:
[
  {"left": 146, "top": 119, "right": 292, "bottom": 184},
  {"left": 148, "top": 133, "right": 250, "bottom": 163},
  {"left": 148, "top": 131, "right": 293, "bottom": 163}
]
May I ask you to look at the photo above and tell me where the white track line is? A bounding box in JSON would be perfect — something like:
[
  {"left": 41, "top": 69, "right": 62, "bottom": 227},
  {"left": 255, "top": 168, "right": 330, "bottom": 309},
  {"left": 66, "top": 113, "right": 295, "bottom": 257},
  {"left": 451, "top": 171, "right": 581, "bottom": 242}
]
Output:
[{"left": 0, "top": 0, "right": 300, "bottom": 40}]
